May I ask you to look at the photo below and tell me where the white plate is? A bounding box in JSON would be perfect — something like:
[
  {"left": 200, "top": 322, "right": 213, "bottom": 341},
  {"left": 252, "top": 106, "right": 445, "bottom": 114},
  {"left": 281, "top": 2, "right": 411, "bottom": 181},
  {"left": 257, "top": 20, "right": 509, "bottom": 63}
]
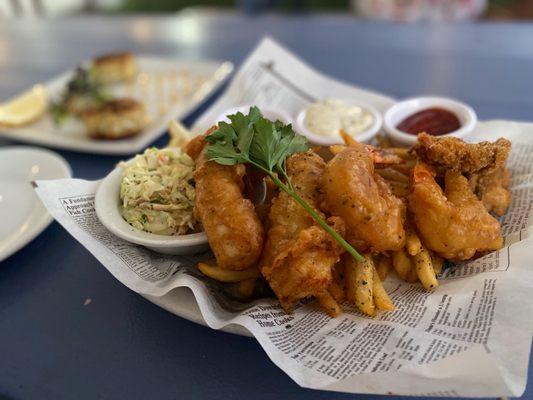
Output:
[
  {"left": 0, "top": 56, "right": 233, "bottom": 155},
  {"left": 0, "top": 146, "right": 72, "bottom": 262},
  {"left": 143, "top": 290, "right": 252, "bottom": 337}
]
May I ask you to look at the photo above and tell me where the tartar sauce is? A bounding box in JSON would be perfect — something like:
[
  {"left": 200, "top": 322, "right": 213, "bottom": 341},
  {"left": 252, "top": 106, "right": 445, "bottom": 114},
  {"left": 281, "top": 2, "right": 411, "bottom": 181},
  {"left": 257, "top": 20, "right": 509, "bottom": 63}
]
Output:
[{"left": 304, "top": 99, "right": 374, "bottom": 138}]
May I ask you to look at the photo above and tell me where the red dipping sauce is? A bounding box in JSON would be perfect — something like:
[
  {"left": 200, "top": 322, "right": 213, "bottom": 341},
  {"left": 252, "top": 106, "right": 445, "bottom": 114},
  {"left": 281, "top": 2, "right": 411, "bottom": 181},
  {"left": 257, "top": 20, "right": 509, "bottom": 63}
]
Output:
[{"left": 396, "top": 108, "right": 461, "bottom": 136}]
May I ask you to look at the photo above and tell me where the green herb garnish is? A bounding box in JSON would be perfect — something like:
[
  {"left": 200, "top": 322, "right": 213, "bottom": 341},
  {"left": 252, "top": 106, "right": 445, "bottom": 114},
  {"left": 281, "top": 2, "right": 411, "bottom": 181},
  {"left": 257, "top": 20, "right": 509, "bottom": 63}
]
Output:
[{"left": 205, "top": 106, "right": 364, "bottom": 262}]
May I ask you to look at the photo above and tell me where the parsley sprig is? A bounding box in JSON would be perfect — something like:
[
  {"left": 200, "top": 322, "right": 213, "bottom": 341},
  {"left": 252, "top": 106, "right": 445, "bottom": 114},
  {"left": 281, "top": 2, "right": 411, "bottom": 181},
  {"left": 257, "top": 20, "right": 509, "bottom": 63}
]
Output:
[{"left": 205, "top": 106, "right": 364, "bottom": 263}]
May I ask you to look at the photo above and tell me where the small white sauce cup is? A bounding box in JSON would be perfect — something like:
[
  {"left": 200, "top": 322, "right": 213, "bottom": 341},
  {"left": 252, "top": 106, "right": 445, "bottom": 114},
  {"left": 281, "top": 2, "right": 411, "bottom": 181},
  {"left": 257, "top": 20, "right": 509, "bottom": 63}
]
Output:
[
  {"left": 215, "top": 105, "right": 292, "bottom": 125},
  {"left": 295, "top": 101, "right": 382, "bottom": 146},
  {"left": 383, "top": 96, "right": 477, "bottom": 147}
]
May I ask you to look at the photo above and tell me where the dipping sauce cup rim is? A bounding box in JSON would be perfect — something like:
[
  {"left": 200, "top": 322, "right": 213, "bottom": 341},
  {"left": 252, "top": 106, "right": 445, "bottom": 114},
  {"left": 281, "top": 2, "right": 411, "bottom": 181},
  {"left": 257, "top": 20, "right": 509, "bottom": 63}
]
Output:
[
  {"left": 295, "top": 100, "right": 383, "bottom": 146},
  {"left": 383, "top": 96, "right": 477, "bottom": 147}
]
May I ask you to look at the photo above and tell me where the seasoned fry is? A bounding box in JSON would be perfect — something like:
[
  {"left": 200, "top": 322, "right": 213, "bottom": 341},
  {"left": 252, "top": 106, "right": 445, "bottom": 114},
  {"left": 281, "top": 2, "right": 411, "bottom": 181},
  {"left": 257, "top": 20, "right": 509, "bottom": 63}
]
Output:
[
  {"left": 388, "top": 147, "right": 412, "bottom": 160},
  {"left": 392, "top": 249, "right": 411, "bottom": 280},
  {"left": 372, "top": 267, "right": 395, "bottom": 311},
  {"left": 376, "top": 167, "right": 409, "bottom": 184},
  {"left": 405, "top": 222, "right": 423, "bottom": 256},
  {"left": 345, "top": 255, "right": 375, "bottom": 316},
  {"left": 390, "top": 160, "right": 416, "bottom": 175},
  {"left": 198, "top": 262, "right": 260, "bottom": 283},
  {"left": 168, "top": 120, "right": 191, "bottom": 148},
  {"left": 374, "top": 255, "right": 391, "bottom": 281},
  {"left": 317, "top": 291, "right": 342, "bottom": 317},
  {"left": 413, "top": 248, "right": 439, "bottom": 290}
]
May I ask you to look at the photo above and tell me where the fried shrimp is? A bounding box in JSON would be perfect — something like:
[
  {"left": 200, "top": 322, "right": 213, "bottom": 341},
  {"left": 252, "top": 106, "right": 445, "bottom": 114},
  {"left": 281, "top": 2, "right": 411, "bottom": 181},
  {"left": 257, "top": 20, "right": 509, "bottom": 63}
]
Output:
[
  {"left": 408, "top": 163, "right": 503, "bottom": 261},
  {"left": 321, "top": 144, "right": 405, "bottom": 253},
  {"left": 261, "top": 151, "right": 345, "bottom": 312},
  {"left": 413, "top": 132, "right": 511, "bottom": 174},
  {"left": 193, "top": 143, "right": 264, "bottom": 271}
]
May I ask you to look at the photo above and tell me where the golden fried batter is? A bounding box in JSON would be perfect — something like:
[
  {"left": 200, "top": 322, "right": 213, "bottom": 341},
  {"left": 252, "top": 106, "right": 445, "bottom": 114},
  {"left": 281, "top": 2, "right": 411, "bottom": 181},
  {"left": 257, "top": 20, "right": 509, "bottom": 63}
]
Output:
[
  {"left": 413, "top": 132, "right": 511, "bottom": 174},
  {"left": 193, "top": 147, "right": 264, "bottom": 271},
  {"left": 261, "top": 151, "right": 345, "bottom": 312},
  {"left": 321, "top": 145, "right": 406, "bottom": 253},
  {"left": 470, "top": 167, "right": 512, "bottom": 216},
  {"left": 408, "top": 163, "right": 503, "bottom": 260}
]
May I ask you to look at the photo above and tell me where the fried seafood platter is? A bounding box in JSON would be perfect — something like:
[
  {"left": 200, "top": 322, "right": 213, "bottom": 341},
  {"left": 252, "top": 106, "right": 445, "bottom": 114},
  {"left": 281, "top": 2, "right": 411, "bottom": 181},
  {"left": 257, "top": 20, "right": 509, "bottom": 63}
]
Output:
[{"left": 182, "top": 107, "right": 512, "bottom": 318}]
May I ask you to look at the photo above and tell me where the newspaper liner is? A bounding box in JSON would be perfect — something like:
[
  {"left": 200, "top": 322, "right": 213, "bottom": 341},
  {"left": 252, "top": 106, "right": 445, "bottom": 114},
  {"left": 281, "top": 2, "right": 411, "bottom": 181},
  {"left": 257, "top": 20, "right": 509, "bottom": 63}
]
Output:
[{"left": 35, "top": 38, "right": 533, "bottom": 397}]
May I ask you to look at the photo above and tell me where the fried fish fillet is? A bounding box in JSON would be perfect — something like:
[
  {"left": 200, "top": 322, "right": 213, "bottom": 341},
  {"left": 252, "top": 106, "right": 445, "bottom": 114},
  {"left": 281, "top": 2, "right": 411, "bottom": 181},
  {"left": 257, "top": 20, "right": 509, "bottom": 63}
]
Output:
[
  {"left": 193, "top": 143, "right": 264, "bottom": 271},
  {"left": 321, "top": 144, "right": 406, "bottom": 253},
  {"left": 261, "top": 151, "right": 345, "bottom": 312},
  {"left": 413, "top": 132, "right": 511, "bottom": 174},
  {"left": 408, "top": 163, "right": 503, "bottom": 261}
]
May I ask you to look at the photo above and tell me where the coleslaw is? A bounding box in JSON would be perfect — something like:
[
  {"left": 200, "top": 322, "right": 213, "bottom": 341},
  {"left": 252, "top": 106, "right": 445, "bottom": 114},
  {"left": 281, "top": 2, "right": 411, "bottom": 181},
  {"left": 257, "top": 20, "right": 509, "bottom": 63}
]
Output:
[{"left": 119, "top": 147, "right": 197, "bottom": 235}]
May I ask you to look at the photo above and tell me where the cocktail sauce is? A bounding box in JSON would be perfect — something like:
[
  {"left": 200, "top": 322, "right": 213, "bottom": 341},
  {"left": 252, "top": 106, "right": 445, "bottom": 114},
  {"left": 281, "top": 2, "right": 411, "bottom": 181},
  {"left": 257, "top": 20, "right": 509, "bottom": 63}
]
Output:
[{"left": 396, "top": 108, "right": 460, "bottom": 136}]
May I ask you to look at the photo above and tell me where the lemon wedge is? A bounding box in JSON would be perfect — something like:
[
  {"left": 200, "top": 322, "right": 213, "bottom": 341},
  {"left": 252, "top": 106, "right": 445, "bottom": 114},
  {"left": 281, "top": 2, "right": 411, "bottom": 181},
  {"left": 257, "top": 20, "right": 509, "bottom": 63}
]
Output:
[{"left": 0, "top": 85, "right": 48, "bottom": 127}]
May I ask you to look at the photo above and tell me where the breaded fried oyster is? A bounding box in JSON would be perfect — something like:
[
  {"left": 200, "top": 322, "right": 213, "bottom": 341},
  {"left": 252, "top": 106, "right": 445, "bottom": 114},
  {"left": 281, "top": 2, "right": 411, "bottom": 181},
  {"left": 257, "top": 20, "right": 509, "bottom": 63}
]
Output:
[
  {"left": 81, "top": 98, "right": 147, "bottom": 139},
  {"left": 92, "top": 52, "right": 138, "bottom": 84}
]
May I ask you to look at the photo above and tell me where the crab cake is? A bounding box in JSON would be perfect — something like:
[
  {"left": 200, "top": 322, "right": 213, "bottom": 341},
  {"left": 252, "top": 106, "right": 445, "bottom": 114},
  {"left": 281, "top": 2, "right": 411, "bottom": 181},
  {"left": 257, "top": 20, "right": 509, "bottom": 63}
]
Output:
[
  {"left": 92, "top": 52, "right": 138, "bottom": 84},
  {"left": 82, "top": 98, "right": 147, "bottom": 140}
]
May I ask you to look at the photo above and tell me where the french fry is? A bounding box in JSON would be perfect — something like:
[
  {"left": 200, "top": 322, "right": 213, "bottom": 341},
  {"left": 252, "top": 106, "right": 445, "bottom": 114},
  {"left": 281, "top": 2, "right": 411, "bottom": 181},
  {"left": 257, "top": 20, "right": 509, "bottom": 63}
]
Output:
[
  {"left": 405, "top": 222, "right": 423, "bottom": 256},
  {"left": 237, "top": 278, "right": 256, "bottom": 298},
  {"left": 431, "top": 254, "right": 444, "bottom": 275},
  {"left": 376, "top": 167, "right": 409, "bottom": 184},
  {"left": 372, "top": 267, "right": 395, "bottom": 311},
  {"left": 317, "top": 291, "right": 342, "bottom": 317},
  {"left": 345, "top": 255, "right": 375, "bottom": 316},
  {"left": 388, "top": 147, "right": 411, "bottom": 160},
  {"left": 392, "top": 249, "right": 411, "bottom": 280},
  {"left": 197, "top": 261, "right": 260, "bottom": 283},
  {"left": 329, "top": 144, "right": 347, "bottom": 155},
  {"left": 375, "top": 255, "right": 391, "bottom": 281},
  {"left": 390, "top": 160, "right": 416, "bottom": 175},
  {"left": 340, "top": 130, "right": 358, "bottom": 147},
  {"left": 167, "top": 120, "right": 191, "bottom": 148},
  {"left": 413, "top": 248, "right": 439, "bottom": 290}
]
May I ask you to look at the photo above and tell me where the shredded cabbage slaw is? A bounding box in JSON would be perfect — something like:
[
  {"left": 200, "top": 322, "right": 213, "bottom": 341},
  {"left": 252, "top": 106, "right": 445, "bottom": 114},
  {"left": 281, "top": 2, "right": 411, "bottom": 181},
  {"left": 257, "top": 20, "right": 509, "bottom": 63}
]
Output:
[{"left": 119, "top": 147, "right": 197, "bottom": 235}]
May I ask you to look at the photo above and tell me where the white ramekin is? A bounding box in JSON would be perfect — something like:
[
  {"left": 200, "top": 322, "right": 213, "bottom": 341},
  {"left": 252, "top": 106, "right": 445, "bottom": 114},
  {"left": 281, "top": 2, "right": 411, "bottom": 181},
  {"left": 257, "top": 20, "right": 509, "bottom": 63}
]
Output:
[
  {"left": 295, "top": 101, "right": 382, "bottom": 146},
  {"left": 95, "top": 163, "right": 209, "bottom": 255},
  {"left": 383, "top": 96, "right": 477, "bottom": 147}
]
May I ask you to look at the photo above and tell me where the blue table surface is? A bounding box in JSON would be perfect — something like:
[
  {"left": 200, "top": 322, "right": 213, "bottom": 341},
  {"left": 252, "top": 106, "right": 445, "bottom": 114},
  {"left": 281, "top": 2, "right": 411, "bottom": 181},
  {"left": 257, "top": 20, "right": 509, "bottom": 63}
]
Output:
[{"left": 0, "top": 13, "right": 532, "bottom": 400}]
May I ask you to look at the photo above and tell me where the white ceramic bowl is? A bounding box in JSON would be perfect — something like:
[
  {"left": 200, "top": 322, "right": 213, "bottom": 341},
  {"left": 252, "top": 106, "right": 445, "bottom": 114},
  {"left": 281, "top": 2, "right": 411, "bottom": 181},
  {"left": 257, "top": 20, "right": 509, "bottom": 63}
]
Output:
[
  {"left": 215, "top": 104, "right": 292, "bottom": 125},
  {"left": 383, "top": 96, "right": 477, "bottom": 147},
  {"left": 95, "top": 163, "right": 209, "bottom": 255},
  {"left": 295, "top": 101, "right": 382, "bottom": 146}
]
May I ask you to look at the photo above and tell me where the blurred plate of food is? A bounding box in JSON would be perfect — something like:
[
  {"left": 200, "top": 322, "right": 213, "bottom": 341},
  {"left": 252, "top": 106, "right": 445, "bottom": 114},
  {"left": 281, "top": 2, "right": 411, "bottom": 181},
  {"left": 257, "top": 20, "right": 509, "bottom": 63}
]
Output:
[
  {"left": 0, "top": 53, "right": 233, "bottom": 155},
  {"left": 0, "top": 146, "right": 71, "bottom": 262}
]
